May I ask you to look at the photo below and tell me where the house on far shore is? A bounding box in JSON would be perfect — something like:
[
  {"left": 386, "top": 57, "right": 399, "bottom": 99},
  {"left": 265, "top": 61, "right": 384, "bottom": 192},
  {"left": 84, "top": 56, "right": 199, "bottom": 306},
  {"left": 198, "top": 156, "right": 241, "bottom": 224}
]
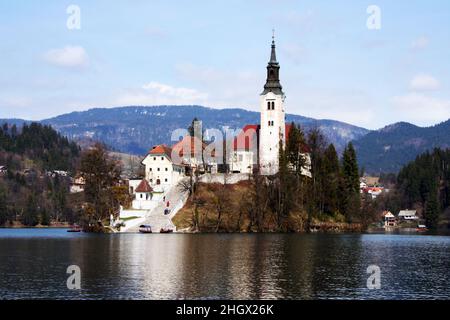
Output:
[
  {"left": 362, "top": 186, "right": 384, "bottom": 199},
  {"left": 0, "top": 165, "right": 7, "bottom": 175},
  {"left": 398, "top": 209, "right": 419, "bottom": 221},
  {"left": 70, "top": 175, "right": 86, "bottom": 194},
  {"left": 382, "top": 211, "right": 396, "bottom": 227}
]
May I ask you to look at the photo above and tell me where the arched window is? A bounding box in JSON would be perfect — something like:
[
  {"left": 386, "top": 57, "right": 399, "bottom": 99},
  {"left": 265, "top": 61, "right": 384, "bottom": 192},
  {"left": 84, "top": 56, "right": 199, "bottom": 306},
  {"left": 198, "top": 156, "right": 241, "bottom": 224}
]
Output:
[
  {"left": 267, "top": 101, "right": 271, "bottom": 110},
  {"left": 272, "top": 102, "right": 275, "bottom": 110}
]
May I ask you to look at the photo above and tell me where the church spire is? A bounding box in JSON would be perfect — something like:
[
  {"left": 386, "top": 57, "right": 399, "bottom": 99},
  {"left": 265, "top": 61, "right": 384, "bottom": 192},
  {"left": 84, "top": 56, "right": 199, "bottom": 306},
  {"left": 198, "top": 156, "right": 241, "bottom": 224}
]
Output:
[
  {"left": 270, "top": 29, "right": 277, "bottom": 63},
  {"left": 262, "top": 31, "right": 283, "bottom": 95}
]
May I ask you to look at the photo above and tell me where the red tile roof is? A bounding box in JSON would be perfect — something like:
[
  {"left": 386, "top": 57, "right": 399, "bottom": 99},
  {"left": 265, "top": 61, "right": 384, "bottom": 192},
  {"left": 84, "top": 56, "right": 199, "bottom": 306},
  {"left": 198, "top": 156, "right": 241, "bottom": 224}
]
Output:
[
  {"left": 149, "top": 144, "right": 172, "bottom": 159},
  {"left": 135, "top": 179, "right": 153, "bottom": 193},
  {"left": 232, "top": 123, "right": 310, "bottom": 153}
]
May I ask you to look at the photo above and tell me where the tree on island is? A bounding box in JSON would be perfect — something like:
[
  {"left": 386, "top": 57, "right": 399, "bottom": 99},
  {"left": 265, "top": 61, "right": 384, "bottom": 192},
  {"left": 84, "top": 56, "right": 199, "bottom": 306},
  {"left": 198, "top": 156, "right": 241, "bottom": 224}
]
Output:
[
  {"left": 322, "top": 144, "right": 340, "bottom": 216},
  {"left": 79, "top": 144, "right": 122, "bottom": 232},
  {"left": 339, "top": 142, "right": 361, "bottom": 223}
]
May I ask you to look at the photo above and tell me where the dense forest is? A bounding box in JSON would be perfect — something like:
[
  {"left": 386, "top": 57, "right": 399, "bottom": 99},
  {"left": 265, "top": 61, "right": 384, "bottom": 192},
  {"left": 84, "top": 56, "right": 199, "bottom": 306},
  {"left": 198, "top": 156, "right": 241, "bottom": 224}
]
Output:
[
  {"left": 0, "top": 123, "right": 81, "bottom": 227},
  {"left": 394, "top": 149, "right": 449, "bottom": 228},
  {"left": 363, "top": 148, "right": 450, "bottom": 230}
]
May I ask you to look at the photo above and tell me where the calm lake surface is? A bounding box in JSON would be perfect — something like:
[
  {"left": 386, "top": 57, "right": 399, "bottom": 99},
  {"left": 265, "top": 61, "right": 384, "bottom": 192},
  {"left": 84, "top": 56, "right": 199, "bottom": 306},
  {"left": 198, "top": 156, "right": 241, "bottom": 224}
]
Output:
[{"left": 0, "top": 229, "right": 449, "bottom": 300}]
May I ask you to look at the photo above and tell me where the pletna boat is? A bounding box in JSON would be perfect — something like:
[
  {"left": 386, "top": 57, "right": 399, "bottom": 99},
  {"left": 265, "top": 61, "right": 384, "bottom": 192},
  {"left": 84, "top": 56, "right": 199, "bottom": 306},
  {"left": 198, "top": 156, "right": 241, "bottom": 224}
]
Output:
[
  {"left": 417, "top": 224, "right": 428, "bottom": 232},
  {"left": 139, "top": 225, "right": 153, "bottom": 233}
]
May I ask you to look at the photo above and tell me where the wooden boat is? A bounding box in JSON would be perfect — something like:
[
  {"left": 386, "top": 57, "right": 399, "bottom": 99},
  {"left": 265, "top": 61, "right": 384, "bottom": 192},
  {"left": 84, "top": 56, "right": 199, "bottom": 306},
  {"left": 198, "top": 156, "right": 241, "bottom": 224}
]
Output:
[
  {"left": 160, "top": 228, "right": 174, "bottom": 234},
  {"left": 139, "top": 225, "right": 153, "bottom": 234},
  {"left": 416, "top": 225, "right": 428, "bottom": 232}
]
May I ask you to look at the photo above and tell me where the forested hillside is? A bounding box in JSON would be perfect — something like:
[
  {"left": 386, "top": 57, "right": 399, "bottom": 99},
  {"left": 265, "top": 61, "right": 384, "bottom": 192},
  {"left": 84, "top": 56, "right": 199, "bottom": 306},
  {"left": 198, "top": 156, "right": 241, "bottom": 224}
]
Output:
[
  {"left": 40, "top": 105, "right": 369, "bottom": 155},
  {"left": 354, "top": 120, "right": 450, "bottom": 173},
  {"left": 0, "top": 123, "right": 81, "bottom": 227},
  {"left": 397, "top": 149, "right": 450, "bottom": 228}
]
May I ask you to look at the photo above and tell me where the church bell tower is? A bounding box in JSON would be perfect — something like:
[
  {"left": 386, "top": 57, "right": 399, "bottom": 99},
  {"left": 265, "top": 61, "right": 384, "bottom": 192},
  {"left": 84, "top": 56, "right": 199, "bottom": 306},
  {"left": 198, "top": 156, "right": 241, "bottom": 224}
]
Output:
[{"left": 259, "top": 32, "right": 286, "bottom": 175}]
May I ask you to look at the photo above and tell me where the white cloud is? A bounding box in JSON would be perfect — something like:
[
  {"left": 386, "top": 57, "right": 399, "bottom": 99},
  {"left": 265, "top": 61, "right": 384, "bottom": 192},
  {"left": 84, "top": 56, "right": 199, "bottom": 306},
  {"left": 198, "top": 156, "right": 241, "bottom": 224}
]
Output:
[
  {"left": 142, "top": 82, "right": 208, "bottom": 101},
  {"left": 116, "top": 81, "right": 209, "bottom": 106},
  {"left": 0, "top": 96, "right": 31, "bottom": 109},
  {"left": 411, "top": 36, "right": 429, "bottom": 50},
  {"left": 175, "top": 63, "right": 260, "bottom": 108},
  {"left": 43, "top": 46, "right": 89, "bottom": 68},
  {"left": 410, "top": 74, "right": 440, "bottom": 91},
  {"left": 391, "top": 93, "right": 450, "bottom": 125}
]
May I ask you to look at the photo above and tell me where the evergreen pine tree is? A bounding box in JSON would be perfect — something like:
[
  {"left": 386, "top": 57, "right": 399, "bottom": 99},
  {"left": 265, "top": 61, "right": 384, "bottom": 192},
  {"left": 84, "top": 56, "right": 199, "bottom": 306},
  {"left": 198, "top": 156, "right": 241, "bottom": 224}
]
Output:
[
  {"left": 425, "top": 185, "right": 440, "bottom": 229},
  {"left": 23, "top": 194, "right": 39, "bottom": 226},
  {"left": 340, "top": 142, "right": 361, "bottom": 222},
  {"left": 40, "top": 208, "right": 51, "bottom": 226},
  {"left": 323, "top": 144, "right": 340, "bottom": 216}
]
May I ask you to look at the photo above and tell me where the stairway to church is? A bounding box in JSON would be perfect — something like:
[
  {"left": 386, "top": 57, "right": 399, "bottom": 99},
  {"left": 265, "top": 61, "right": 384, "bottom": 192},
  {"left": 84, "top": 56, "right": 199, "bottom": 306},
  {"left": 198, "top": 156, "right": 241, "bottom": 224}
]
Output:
[{"left": 126, "top": 178, "right": 190, "bottom": 233}]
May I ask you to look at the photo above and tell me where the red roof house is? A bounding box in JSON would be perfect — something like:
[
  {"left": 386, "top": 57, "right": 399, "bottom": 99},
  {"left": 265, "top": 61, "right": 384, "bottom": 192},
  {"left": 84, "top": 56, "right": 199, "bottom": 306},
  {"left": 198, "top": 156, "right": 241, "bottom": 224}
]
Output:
[{"left": 135, "top": 179, "right": 153, "bottom": 193}]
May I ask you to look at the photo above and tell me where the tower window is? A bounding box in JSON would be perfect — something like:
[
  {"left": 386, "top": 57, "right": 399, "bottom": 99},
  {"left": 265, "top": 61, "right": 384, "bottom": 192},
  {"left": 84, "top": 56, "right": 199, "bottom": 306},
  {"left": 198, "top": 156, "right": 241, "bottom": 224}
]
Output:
[
  {"left": 271, "top": 102, "right": 275, "bottom": 110},
  {"left": 267, "top": 102, "right": 271, "bottom": 110}
]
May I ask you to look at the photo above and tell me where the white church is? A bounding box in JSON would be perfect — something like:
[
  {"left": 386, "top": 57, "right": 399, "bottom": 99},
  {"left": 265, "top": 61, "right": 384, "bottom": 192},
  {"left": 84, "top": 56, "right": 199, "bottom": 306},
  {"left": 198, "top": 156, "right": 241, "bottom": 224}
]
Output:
[
  {"left": 126, "top": 36, "right": 310, "bottom": 210},
  {"left": 229, "top": 35, "right": 311, "bottom": 176}
]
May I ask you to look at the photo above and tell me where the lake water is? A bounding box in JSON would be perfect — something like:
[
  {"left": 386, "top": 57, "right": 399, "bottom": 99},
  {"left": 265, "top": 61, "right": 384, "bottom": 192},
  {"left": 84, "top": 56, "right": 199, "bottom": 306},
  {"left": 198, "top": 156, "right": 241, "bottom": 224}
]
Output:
[{"left": 0, "top": 229, "right": 449, "bottom": 300}]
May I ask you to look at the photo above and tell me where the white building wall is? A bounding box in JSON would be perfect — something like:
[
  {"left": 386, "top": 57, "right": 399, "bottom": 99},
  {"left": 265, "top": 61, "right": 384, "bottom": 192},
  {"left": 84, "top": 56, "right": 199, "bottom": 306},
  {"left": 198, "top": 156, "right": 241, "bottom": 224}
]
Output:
[
  {"left": 259, "top": 92, "right": 285, "bottom": 175},
  {"left": 229, "top": 151, "right": 254, "bottom": 174},
  {"left": 142, "top": 154, "right": 183, "bottom": 192}
]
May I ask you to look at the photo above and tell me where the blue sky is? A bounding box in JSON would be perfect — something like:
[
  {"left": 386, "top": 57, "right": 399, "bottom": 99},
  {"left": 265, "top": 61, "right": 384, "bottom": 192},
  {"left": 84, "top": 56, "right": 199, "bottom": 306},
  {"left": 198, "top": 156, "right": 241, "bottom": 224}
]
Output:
[{"left": 0, "top": 0, "right": 449, "bottom": 129}]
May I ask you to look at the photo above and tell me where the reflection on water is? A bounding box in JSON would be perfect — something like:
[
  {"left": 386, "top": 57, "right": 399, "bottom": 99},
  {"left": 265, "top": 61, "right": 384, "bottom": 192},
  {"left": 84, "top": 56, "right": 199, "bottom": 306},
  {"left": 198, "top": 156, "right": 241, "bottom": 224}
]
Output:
[{"left": 0, "top": 229, "right": 449, "bottom": 300}]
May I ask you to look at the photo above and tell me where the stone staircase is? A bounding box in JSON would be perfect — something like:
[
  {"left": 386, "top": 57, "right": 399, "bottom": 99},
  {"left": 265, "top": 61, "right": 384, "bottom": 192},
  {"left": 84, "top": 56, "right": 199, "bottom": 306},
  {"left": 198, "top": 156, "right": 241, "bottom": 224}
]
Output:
[{"left": 126, "top": 179, "right": 189, "bottom": 233}]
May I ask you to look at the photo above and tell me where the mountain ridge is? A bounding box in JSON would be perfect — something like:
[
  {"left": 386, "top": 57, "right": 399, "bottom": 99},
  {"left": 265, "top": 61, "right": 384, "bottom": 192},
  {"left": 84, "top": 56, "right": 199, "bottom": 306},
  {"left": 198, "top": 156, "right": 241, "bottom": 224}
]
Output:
[
  {"left": 3, "top": 106, "right": 450, "bottom": 174},
  {"left": 2, "top": 105, "right": 369, "bottom": 154},
  {"left": 353, "top": 119, "right": 450, "bottom": 174}
]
